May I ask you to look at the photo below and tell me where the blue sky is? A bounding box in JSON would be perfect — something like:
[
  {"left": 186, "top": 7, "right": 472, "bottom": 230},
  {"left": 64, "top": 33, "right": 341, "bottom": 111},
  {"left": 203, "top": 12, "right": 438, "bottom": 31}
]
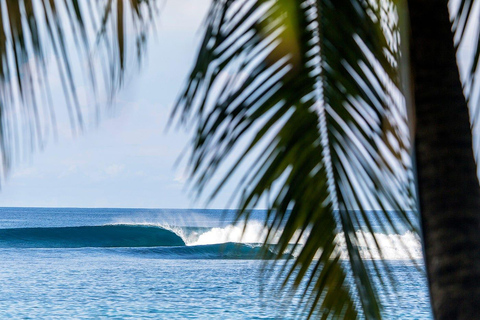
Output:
[
  {"left": 0, "top": 1, "right": 477, "bottom": 209},
  {"left": 0, "top": 1, "right": 239, "bottom": 208}
]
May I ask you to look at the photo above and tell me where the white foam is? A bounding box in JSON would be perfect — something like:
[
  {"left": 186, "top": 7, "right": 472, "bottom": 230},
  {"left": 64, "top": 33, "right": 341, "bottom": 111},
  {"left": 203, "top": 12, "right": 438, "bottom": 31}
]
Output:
[
  {"left": 335, "top": 230, "right": 422, "bottom": 260},
  {"left": 189, "top": 221, "right": 422, "bottom": 260},
  {"left": 109, "top": 219, "right": 423, "bottom": 260},
  {"left": 188, "top": 221, "right": 269, "bottom": 246}
]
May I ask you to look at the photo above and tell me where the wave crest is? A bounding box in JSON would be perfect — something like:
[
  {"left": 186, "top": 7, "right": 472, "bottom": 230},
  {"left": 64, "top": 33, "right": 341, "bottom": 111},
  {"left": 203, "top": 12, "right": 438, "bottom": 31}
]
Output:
[{"left": 183, "top": 222, "right": 422, "bottom": 260}]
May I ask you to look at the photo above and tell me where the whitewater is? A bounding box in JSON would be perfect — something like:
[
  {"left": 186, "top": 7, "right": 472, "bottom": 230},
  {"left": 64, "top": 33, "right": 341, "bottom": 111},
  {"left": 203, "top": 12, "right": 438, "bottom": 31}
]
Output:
[{"left": 0, "top": 207, "right": 431, "bottom": 318}]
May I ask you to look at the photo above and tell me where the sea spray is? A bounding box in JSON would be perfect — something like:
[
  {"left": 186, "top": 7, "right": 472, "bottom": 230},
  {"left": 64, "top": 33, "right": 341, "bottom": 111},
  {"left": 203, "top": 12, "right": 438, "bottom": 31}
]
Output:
[
  {"left": 335, "top": 230, "right": 422, "bottom": 260},
  {"left": 189, "top": 221, "right": 268, "bottom": 245}
]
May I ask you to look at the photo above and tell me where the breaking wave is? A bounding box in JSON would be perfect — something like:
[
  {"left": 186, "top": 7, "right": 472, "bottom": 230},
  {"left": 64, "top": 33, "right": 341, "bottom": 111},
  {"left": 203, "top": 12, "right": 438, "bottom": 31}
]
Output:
[{"left": 0, "top": 221, "right": 422, "bottom": 260}]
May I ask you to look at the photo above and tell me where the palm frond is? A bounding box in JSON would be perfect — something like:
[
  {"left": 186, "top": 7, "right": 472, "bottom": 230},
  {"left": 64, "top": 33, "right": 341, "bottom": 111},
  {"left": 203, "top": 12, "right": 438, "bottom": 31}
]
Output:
[
  {"left": 175, "top": 0, "right": 417, "bottom": 318},
  {"left": 450, "top": 0, "right": 480, "bottom": 169},
  {"left": 451, "top": 0, "right": 480, "bottom": 91},
  {"left": 0, "top": 0, "right": 156, "bottom": 177}
]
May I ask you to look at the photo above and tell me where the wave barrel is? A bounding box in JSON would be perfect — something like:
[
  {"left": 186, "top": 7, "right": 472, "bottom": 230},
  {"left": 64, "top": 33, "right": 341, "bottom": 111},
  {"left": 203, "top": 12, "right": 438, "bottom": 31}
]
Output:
[{"left": 0, "top": 225, "right": 186, "bottom": 248}]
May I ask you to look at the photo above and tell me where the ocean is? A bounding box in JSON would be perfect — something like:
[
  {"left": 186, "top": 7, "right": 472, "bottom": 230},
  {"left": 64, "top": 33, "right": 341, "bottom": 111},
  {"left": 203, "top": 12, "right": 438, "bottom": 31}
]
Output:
[{"left": 0, "top": 207, "right": 432, "bottom": 319}]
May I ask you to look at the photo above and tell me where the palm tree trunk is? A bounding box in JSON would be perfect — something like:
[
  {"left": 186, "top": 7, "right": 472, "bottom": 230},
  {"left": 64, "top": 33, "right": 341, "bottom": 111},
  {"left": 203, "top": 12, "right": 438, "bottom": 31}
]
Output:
[{"left": 408, "top": 0, "right": 480, "bottom": 318}]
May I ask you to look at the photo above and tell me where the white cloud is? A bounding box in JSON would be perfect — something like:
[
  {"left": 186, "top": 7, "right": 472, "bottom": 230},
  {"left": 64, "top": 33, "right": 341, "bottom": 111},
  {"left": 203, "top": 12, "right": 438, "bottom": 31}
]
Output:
[
  {"left": 174, "top": 169, "right": 189, "bottom": 184},
  {"left": 58, "top": 164, "right": 79, "bottom": 178},
  {"left": 11, "top": 167, "right": 40, "bottom": 178},
  {"left": 104, "top": 164, "right": 125, "bottom": 176}
]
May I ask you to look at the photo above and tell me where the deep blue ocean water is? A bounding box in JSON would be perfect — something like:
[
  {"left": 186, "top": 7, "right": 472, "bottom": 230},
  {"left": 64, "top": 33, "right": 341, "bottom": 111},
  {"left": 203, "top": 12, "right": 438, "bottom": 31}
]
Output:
[{"left": 0, "top": 207, "right": 431, "bottom": 319}]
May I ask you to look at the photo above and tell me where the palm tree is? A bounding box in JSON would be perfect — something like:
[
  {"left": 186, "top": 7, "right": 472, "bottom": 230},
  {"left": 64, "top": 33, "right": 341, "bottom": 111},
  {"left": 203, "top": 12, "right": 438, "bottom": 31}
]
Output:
[
  {"left": 408, "top": 2, "right": 480, "bottom": 319},
  {"left": 173, "top": 0, "right": 480, "bottom": 319},
  {"left": 1, "top": 0, "right": 480, "bottom": 319}
]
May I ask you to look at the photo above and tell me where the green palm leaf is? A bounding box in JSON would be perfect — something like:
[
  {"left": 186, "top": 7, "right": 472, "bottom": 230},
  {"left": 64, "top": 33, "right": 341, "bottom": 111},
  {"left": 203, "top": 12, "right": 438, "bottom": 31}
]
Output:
[{"left": 175, "top": 0, "right": 418, "bottom": 318}]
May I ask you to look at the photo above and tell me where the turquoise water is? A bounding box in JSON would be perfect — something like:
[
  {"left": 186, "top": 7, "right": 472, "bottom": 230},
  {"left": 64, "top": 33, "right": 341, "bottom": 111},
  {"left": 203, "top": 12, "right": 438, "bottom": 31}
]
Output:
[{"left": 0, "top": 207, "right": 431, "bottom": 318}]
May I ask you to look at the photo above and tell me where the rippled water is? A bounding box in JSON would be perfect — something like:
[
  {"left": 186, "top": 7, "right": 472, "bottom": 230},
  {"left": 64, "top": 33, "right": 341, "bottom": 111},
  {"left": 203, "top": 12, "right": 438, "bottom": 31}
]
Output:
[{"left": 0, "top": 207, "right": 432, "bottom": 319}]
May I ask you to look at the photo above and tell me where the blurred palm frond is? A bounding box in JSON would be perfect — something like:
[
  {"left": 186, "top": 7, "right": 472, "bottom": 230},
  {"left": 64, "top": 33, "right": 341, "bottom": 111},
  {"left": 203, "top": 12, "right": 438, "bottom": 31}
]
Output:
[
  {"left": 0, "top": 0, "right": 157, "bottom": 176},
  {"left": 175, "top": 0, "right": 418, "bottom": 318}
]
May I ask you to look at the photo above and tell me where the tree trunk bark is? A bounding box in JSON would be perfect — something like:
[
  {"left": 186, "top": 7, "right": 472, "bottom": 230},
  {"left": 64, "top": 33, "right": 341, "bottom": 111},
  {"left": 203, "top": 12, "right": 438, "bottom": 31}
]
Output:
[{"left": 408, "top": 0, "right": 480, "bottom": 319}]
